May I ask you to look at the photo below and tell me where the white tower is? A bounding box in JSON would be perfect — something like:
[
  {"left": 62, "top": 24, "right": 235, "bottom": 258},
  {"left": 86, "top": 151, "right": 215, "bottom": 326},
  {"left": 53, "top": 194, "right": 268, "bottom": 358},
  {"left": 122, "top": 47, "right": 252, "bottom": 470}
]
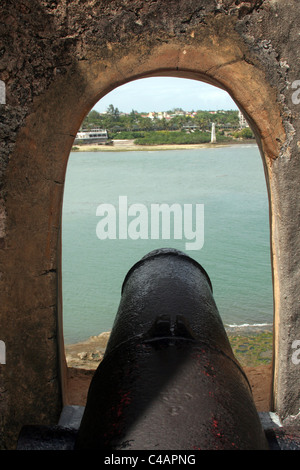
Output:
[{"left": 211, "top": 122, "right": 216, "bottom": 143}]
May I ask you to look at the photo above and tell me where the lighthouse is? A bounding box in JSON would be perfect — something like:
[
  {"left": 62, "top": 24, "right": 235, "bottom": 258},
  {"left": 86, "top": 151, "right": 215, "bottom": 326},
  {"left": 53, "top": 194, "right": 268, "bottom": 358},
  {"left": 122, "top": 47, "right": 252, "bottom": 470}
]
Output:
[{"left": 211, "top": 122, "right": 216, "bottom": 143}]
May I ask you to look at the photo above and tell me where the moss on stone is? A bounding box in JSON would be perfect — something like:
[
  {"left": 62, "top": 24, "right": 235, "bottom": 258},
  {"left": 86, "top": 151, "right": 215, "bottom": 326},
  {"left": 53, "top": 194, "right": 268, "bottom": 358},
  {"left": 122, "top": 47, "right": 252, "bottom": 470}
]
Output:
[{"left": 228, "top": 331, "right": 273, "bottom": 367}]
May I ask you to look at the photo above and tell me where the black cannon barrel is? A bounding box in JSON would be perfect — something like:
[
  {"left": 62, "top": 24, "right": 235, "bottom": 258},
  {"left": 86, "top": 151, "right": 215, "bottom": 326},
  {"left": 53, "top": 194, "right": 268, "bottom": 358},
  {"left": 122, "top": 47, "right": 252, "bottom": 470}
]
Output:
[{"left": 76, "top": 248, "right": 268, "bottom": 450}]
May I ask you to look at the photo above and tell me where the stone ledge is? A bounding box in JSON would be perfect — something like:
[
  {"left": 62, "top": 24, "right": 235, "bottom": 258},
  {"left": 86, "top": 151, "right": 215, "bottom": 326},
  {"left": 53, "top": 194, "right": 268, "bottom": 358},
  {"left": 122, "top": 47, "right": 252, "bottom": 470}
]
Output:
[{"left": 16, "top": 407, "right": 300, "bottom": 450}]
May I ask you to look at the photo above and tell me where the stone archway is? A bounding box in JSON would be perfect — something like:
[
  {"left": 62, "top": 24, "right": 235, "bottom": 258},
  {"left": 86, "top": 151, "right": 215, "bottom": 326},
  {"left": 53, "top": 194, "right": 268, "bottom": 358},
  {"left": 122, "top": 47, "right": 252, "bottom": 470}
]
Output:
[{"left": 1, "top": 0, "right": 300, "bottom": 449}]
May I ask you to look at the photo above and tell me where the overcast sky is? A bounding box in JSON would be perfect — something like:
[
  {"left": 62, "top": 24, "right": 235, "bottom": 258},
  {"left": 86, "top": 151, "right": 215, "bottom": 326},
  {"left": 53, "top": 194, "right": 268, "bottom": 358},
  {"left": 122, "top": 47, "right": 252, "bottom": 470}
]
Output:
[{"left": 93, "top": 77, "right": 238, "bottom": 114}]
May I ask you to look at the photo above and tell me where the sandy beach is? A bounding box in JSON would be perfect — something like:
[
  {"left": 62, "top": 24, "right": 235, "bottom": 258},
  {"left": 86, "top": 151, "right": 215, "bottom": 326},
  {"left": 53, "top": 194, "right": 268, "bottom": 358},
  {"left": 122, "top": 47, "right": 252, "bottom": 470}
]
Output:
[{"left": 71, "top": 139, "right": 254, "bottom": 153}]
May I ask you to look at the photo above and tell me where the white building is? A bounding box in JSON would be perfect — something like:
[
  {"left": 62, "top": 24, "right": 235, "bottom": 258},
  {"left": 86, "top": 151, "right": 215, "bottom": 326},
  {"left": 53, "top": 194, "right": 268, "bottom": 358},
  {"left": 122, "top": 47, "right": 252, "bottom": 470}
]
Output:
[{"left": 238, "top": 110, "right": 249, "bottom": 128}]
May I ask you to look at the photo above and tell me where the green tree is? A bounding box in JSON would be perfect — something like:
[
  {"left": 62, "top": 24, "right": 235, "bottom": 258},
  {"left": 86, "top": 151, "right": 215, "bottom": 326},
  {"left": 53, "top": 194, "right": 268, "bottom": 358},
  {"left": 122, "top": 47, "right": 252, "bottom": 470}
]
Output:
[
  {"left": 106, "top": 104, "right": 120, "bottom": 121},
  {"left": 233, "top": 127, "right": 254, "bottom": 139}
]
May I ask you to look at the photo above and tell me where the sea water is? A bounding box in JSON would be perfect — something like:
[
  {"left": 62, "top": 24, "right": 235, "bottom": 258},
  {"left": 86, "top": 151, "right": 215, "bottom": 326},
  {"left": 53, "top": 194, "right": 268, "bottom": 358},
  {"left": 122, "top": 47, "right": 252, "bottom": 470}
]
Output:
[{"left": 62, "top": 144, "right": 273, "bottom": 344}]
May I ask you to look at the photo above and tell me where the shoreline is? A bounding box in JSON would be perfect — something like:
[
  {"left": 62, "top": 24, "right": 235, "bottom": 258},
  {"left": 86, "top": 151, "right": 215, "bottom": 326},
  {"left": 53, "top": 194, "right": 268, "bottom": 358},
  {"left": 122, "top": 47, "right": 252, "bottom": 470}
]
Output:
[
  {"left": 71, "top": 139, "right": 257, "bottom": 153},
  {"left": 65, "top": 325, "right": 273, "bottom": 370}
]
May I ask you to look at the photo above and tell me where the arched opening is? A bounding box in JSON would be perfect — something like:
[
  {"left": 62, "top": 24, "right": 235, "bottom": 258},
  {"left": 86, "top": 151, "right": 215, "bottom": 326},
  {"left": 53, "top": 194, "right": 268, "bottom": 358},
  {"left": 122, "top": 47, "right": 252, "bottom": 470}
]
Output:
[{"left": 62, "top": 76, "right": 273, "bottom": 409}]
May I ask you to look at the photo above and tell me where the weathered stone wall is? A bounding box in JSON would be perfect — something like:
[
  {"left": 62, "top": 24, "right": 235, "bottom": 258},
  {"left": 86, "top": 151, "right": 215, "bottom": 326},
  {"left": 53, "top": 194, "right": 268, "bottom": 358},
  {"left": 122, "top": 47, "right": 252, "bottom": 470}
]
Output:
[{"left": 0, "top": 0, "right": 300, "bottom": 449}]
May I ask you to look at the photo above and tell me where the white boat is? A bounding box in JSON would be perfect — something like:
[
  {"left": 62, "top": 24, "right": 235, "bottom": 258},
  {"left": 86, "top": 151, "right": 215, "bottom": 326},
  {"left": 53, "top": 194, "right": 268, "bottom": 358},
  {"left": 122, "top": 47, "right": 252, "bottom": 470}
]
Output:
[{"left": 74, "top": 128, "right": 110, "bottom": 144}]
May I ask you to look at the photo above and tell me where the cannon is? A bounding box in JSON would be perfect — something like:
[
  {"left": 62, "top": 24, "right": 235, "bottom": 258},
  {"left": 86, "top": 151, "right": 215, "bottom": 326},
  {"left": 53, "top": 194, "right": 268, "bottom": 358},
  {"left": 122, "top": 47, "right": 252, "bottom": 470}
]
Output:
[{"left": 75, "top": 248, "right": 269, "bottom": 450}]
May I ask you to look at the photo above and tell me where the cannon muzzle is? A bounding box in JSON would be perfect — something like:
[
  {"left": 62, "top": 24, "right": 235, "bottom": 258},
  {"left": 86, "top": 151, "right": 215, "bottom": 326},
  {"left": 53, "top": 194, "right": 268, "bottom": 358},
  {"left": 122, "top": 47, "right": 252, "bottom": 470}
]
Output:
[{"left": 76, "top": 248, "right": 269, "bottom": 450}]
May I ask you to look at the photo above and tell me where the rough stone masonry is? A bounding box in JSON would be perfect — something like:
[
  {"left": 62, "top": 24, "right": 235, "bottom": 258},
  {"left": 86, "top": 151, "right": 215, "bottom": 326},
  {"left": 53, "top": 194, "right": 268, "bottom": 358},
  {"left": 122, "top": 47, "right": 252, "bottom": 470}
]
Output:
[{"left": 0, "top": 0, "right": 300, "bottom": 449}]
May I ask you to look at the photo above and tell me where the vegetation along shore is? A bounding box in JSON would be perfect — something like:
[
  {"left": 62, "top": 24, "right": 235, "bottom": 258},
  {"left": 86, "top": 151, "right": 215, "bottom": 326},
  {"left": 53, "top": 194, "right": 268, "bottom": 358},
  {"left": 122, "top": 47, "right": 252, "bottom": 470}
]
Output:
[
  {"left": 72, "top": 106, "right": 255, "bottom": 151},
  {"left": 65, "top": 327, "right": 273, "bottom": 370}
]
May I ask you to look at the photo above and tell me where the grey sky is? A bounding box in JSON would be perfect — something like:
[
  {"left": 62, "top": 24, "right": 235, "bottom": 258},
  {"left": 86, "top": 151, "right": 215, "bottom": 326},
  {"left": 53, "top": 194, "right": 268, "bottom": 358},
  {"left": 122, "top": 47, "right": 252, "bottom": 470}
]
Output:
[{"left": 93, "top": 77, "right": 238, "bottom": 114}]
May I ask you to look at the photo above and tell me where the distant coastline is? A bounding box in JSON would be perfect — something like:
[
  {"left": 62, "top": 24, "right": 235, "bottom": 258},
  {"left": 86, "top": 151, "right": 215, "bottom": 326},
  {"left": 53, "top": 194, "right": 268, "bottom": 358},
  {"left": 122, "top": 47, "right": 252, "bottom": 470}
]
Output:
[{"left": 71, "top": 139, "right": 257, "bottom": 153}]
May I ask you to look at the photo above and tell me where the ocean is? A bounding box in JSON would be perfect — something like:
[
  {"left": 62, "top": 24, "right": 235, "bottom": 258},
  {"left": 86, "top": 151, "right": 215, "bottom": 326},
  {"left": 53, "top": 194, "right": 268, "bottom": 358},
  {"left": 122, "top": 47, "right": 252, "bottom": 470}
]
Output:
[{"left": 62, "top": 144, "right": 273, "bottom": 345}]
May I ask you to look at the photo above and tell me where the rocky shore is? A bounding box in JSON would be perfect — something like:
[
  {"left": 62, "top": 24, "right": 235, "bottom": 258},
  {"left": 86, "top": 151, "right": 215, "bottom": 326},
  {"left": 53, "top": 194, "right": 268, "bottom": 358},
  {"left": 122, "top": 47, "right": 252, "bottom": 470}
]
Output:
[
  {"left": 65, "top": 328, "right": 273, "bottom": 369},
  {"left": 65, "top": 329, "right": 273, "bottom": 411},
  {"left": 65, "top": 331, "right": 110, "bottom": 370}
]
